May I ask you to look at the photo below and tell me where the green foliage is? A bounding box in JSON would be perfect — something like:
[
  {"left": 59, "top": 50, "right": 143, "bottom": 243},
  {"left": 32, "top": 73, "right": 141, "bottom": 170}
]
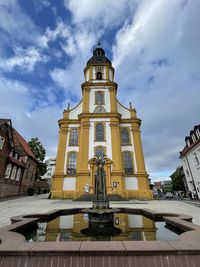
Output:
[
  {"left": 27, "top": 187, "right": 34, "bottom": 196},
  {"left": 28, "top": 137, "right": 46, "bottom": 162},
  {"left": 35, "top": 162, "right": 47, "bottom": 178},
  {"left": 28, "top": 137, "right": 47, "bottom": 178},
  {"left": 170, "top": 167, "right": 186, "bottom": 192}
]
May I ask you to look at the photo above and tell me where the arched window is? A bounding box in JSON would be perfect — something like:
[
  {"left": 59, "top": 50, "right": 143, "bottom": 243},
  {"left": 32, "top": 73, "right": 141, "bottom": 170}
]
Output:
[
  {"left": 96, "top": 72, "right": 102, "bottom": 80},
  {"left": 69, "top": 128, "right": 78, "bottom": 146},
  {"left": 95, "top": 91, "right": 104, "bottom": 105},
  {"left": 10, "top": 166, "right": 17, "bottom": 180},
  {"left": 5, "top": 163, "right": 12, "bottom": 179},
  {"left": 96, "top": 123, "right": 104, "bottom": 141},
  {"left": 121, "top": 128, "right": 130, "bottom": 145},
  {"left": 95, "top": 146, "right": 105, "bottom": 157},
  {"left": 16, "top": 168, "right": 21, "bottom": 181},
  {"left": 123, "top": 151, "right": 133, "bottom": 174},
  {"left": 67, "top": 152, "right": 77, "bottom": 175}
]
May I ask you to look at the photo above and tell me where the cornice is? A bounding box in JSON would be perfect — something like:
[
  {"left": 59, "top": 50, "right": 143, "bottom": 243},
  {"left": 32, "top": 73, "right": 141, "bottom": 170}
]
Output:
[
  {"left": 78, "top": 112, "right": 121, "bottom": 120},
  {"left": 81, "top": 81, "right": 118, "bottom": 91}
]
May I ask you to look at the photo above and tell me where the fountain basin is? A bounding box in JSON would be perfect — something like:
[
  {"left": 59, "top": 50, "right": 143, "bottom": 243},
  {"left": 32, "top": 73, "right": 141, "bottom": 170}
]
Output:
[{"left": 0, "top": 207, "right": 200, "bottom": 264}]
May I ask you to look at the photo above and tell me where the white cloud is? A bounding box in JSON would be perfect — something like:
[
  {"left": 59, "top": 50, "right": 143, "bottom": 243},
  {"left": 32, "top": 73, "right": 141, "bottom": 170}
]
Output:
[
  {"left": 0, "top": 46, "right": 48, "bottom": 72},
  {"left": 0, "top": 0, "right": 46, "bottom": 48},
  {"left": 65, "top": 0, "right": 137, "bottom": 30},
  {"left": 0, "top": 75, "right": 69, "bottom": 158},
  {"left": 111, "top": 0, "right": 200, "bottom": 176}
]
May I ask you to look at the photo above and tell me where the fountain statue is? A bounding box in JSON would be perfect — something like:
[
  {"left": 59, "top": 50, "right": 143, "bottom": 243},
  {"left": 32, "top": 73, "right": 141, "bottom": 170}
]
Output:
[
  {"left": 81, "top": 154, "right": 121, "bottom": 238},
  {"left": 95, "top": 153, "right": 106, "bottom": 200}
]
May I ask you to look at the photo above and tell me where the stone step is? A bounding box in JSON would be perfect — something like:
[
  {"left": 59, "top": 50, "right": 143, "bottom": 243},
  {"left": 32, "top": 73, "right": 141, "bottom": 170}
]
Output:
[{"left": 74, "top": 194, "right": 127, "bottom": 201}]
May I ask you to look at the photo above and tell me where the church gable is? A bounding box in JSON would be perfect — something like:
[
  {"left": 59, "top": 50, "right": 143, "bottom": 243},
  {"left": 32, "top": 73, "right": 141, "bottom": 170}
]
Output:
[{"left": 69, "top": 101, "right": 83, "bottom": 119}]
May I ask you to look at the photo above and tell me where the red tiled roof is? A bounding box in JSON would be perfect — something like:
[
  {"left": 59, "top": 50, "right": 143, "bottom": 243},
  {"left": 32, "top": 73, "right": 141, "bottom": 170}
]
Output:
[
  {"left": 13, "top": 129, "right": 37, "bottom": 162},
  {"left": 8, "top": 156, "right": 26, "bottom": 168}
]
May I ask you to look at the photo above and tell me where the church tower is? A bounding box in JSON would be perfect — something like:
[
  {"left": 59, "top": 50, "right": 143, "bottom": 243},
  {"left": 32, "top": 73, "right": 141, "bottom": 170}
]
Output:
[{"left": 51, "top": 44, "right": 152, "bottom": 200}]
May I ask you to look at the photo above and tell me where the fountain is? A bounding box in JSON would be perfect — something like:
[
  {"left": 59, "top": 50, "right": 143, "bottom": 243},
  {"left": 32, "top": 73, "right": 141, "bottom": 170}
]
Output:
[
  {"left": 81, "top": 154, "right": 121, "bottom": 237},
  {"left": 0, "top": 154, "right": 200, "bottom": 265}
]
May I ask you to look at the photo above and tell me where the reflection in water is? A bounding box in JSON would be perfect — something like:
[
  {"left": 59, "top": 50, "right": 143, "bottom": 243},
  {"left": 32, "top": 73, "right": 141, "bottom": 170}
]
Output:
[{"left": 24, "top": 213, "right": 180, "bottom": 242}]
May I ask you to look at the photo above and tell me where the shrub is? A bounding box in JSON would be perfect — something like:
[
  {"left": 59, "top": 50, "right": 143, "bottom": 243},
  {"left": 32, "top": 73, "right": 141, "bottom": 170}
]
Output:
[{"left": 27, "top": 187, "right": 34, "bottom": 196}]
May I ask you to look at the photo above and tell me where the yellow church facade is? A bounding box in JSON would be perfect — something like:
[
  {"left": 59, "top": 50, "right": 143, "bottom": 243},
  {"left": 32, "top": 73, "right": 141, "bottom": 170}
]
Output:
[{"left": 51, "top": 45, "right": 152, "bottom": 200}]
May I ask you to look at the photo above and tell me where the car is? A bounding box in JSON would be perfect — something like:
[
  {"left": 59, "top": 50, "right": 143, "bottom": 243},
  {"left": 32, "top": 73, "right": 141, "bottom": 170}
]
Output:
[{"left": 165, "top": 192, "right": 173, "bottom": 199}]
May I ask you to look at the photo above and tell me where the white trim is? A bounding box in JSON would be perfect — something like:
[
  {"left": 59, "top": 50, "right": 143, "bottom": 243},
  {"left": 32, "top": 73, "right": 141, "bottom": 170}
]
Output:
[
  {"left": 125, "top": 177, "right": 138, "bottom": 190},
  {"left": 63, "top": 178, "right": 76, "bottom": 190}
]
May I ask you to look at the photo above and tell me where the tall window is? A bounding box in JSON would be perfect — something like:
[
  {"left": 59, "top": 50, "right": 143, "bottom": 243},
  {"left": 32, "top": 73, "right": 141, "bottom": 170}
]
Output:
[
  {"left": 194, "top": 153, "right": 199, "bottom": 166},
  {"left": 95, "top": 146, "right": 105, "bottom": 157},
  {"left": 96, "top": 123, "right": 104, "bottom": 141},
  {"left": 96, "top": 72, "right": 102, "bottom": 80},
  {"left": 16, "top": 168, "right": 21, "bottom": 181},
  {"left": 5, "top": 163, "right": 12, "bottom": 179},
  {"left": 67, "top": 152, "right": 77, "bottom": 175},
  {"left": 121, "top": 128, "right": 130, "bottom": 145},
  {"left": 10, "top": 166, "right": 17, "bottom": 180},
  {"left": 0, "top": 136, "right": 5, "bottom": 149},
  {"left": 95, "top": 91, "right": 104, "bottom": 105},
  {"left": 123, "top": 151, "right": 133, "bottom": 174},
  {"left": 69, "top": 128, "right": 78, "bottom": 145}
]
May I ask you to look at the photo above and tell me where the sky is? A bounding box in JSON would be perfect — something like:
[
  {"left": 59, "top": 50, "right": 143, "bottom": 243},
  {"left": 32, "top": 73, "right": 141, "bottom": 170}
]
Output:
[{"left": 0, "top": 0, "right": 200, "bottom": 181}]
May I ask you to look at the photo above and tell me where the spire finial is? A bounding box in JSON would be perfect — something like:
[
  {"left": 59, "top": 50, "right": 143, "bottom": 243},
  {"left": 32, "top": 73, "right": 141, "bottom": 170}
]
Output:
[
  {"left": 67, "top": 103, "right": 70, "bottom": 110},
  {"left": 129, "top": 102, "right": 133, "bottom": 110},
  {"left": 97, "top": 40, "right": 101, "bottom": 47}
]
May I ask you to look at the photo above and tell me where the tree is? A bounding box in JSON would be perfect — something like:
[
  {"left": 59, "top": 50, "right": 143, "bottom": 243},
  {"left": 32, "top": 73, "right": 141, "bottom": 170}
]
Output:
[
  {"left": 170, "top": 166, "right": 186, "bottom": 192},
  {"left": 28, "top": 137, "right": 47, "bottom": 179}
]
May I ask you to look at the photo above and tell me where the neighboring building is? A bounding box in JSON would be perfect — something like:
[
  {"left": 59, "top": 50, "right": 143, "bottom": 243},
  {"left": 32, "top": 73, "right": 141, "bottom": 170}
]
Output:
[
  {"left": 0, "top": 119, "right": 37, "bottom": 198},
  {"left": 51, "top": 44, "right": 152, "bottom": 200},
  {"left": 41, "top": 158, "right": 56, "bottom": 186},
  {"left": 153, "top": 180, "right": 172, "bottom": 194},
  {"left": 180, "top": 124, "right": 200, "bottom": 199}
]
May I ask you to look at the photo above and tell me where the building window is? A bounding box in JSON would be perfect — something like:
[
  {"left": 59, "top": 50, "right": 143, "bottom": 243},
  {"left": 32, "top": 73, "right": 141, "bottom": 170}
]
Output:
[
  {"left": 192, "top": 134, "right": 196, "bottom": 143},
  {"left": 196, "top": 129, "right": 200, "bottom": 139},
  {"left": 95, "top": 91, "right": 104, "bottom": 105},
  {"left": 5, "top": 163, "right": 12, "bottom": 179},
  {"left": 0, "top": 136, "right": 5, "bottom": 149},
  {"left": 69, "top": 128, "right": 78, "bottom": 146},
  {"left": 95, "top": 123, "right": 104, "bottom": 141},
  {"left": 96, "top": 72, "right": 102, "bottom": 80},
  {"left": 10, "top": 166, "right": 17, "bottom": 180},
  {"left": 194, "top": 153, "right": 199, "bottom": 165},
  {"left": 123, "top": 151, "right": 133, "bottom": 174},
  {"left": 95, "top": 146, "right": 105, "bottom": 157},
  {"left": 187, "top": 139, "right": 190, "bottom": 147},
  {"left": 16, "top": 168, "right": 21, "bottom": 181},
  {"left": 121, "top": 128, "right": 131, "bottom": 145},
  {"left": 67, "top": 152, "right": 77, "bottom": 175}
]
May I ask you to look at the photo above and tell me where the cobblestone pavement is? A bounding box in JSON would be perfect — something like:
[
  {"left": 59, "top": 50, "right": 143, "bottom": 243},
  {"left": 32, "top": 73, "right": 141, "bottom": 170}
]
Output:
[{"left": 0, "top": 194, "right": 200, "bottom": 227}]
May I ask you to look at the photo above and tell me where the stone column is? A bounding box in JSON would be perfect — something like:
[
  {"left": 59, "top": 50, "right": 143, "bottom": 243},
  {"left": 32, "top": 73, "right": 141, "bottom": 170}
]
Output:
[
  {"left": 131, "top": 122, "right": 152, "bottom": 198},
  {"left": 51, "top": 124, "right": 68, "bottom": 198},
  {"left": 76, "top": 119, "right": 90, "bottom": 197}
]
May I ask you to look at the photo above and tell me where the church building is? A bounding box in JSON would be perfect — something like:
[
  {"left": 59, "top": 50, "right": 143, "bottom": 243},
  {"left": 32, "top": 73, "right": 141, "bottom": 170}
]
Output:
[{"left": 51, "top": 44, "right": 152, "bottom": 200}]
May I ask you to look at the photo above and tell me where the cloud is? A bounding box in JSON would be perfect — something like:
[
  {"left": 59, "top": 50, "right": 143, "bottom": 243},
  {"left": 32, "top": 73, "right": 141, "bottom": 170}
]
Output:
[
  {"left": 48, "top": 19, "right": 97, "bottom": 96},
  {"left": 0, "top": 46, "right": 48, "bottom": 72},
  {"left": 0, "top": 0, "right": 47, "bottom": 49},
  {"left": 0, "top": 75, "right": 71, "bottom": 158},
  {"left": 65, "top": 0, "right": 137, "bottom": 30},
  {"left": 111, "top": 0, "right": 200, "bottom": 177}
]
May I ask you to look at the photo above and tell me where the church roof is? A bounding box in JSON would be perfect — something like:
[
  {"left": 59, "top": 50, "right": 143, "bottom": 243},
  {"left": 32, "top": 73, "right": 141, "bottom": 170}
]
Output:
[{"left": 87, "top": 44, "right": 112, "bottom": 66}]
